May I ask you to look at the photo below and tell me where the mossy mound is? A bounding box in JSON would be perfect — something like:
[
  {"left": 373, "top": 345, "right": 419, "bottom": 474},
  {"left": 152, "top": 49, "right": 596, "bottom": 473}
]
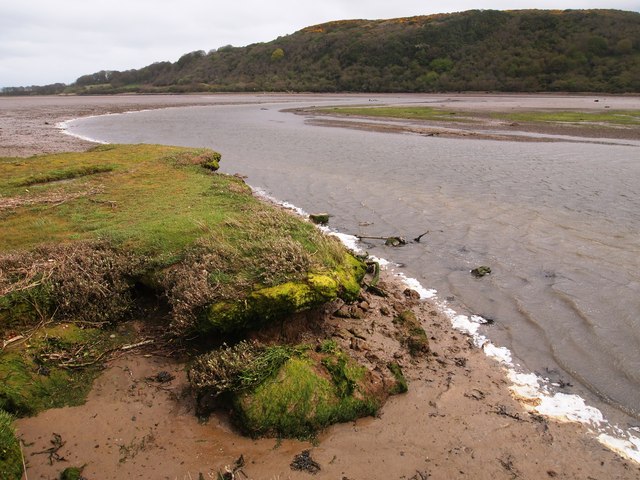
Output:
[
  {"left": 393, "top": 310, "right": 430, "bottom": 357},
  {"left": 189, "top": 340, "right": 397, "bottom": 438},
  {"left": 0, "top": 324, "right": 128, "bottom": 416},
  {"left": 0, "top": 410, "right": 23, "bottom": 480}
]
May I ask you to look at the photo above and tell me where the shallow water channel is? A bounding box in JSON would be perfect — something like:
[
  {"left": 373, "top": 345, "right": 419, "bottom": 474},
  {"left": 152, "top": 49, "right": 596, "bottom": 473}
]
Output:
[{"left": 67, "top": 94, "right": 640, "bottom": 431}]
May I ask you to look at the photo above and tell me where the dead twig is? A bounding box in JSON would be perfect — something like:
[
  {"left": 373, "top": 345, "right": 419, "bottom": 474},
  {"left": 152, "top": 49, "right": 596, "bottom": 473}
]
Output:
[
  {"left": 1, "top": 335, "right": 25, "bottom": 350},
  {"left": 19, "top": 439, "right": 29, "bottom": 480},
  {"left": 413, "top": 231, "right": 430, "bottom": 242},
  {"left": 120, "top": 339, "right": 155, "bottom": 351},
  {"left": 32, "top": 433, "right": 66, "bottom": 465},
  {"left": 59, "top": 339, "right": 155, "bottom": 369}
]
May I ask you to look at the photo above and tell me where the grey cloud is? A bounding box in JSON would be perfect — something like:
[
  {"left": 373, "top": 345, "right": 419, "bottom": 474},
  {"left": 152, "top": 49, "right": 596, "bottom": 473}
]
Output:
[{"left": 2, "top": 0, "right": 639, "bottom": 87}]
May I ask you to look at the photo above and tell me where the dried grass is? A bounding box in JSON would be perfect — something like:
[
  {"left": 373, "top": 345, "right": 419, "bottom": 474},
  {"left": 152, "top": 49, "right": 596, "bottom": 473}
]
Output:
[
  {"left": 0, "top": 186, "right": 104, "bottom": 211},
  {"left": 0, "top": 241, "right": 146, "bottom": 326}
]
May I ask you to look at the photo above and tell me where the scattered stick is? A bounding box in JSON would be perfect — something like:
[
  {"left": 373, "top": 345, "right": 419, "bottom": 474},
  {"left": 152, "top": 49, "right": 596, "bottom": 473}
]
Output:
[
  {"left": 20, "top": 440, "right": 29, "bottom": 480},
  {"left": 413, "top": 231, "right": 430, "bottom": 242},
  {"left": 32, "top": 433, "right": 66, "bottom": 465},
  {"left": 120, "top": 339, "right": 155, "bottom": 351},
  {"left": 59, "top": 339, "right": 155, "bottom": 369},
  {"left": 2, "top": 335, "right": 25, "bottom": 350}
]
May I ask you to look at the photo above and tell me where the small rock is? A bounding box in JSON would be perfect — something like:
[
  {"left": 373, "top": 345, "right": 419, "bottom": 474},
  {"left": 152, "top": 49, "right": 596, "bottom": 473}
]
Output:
[
  {"left": 291, "top": 450, "right": 321, "bottom": 474},
  {"left": 149, "top": 371, "right": 175, "bottom": 383},
  {"left": 403, "top": 288, "right": 421, "bottom": 300},
  {"left": 471, "top": 266, "right": 491, "bottom": 277},
  {"left": 350, "top": 337, "right": 369, "bottom": 351},
  {"left": 384, "top": 236, "right": 407, "bottom": 247},
  {"left": 309, "top": 213, "right": 330, "bottom": 225},
  {"left": 332, "top": 328, "right": 351, "bottom": 340},
  {"left": 379, "top": 305, "right": 391, "bottom": 316}
]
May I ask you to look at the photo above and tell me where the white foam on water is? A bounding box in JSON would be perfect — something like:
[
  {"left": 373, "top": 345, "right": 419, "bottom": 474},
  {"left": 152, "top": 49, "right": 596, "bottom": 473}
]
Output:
[
  {"left": 57, "top": 109, "right": 160, "bottom": 145},
  {"left": 57, "top": 119, "right": 108, "bottom": 144},
  {"left": 598, "top": 434, "right": 640, "bottom": 464},
  {"left": 391, "top": 272, "right": 437, "bottom": 299}
]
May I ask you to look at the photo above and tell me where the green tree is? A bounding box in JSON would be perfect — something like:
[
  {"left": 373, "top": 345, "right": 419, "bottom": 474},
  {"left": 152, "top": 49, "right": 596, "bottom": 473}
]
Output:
[{"left": 271, "top": 48, "right": 285, "bottom": 61}]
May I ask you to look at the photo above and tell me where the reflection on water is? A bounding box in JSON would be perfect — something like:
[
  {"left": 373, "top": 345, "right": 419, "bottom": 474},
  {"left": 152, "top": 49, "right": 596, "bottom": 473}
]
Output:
[{"left": 68, "top": 96, "right": 640, "bottom": 426}]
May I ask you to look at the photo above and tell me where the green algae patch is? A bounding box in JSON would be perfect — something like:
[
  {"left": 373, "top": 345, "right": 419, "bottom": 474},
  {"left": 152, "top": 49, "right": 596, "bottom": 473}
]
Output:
[
  {"left": 60, "top": 466, "right": 86, "bottom": 480},
  {"left": 201, "top": 281, "right": 328, "bottom": 333},
  {"left": 0, "top": 409, "right": 22, "bottom": 480},
  {"left": 387, "top": 362, "right": 408, "bottom": 394},
  {"left": 199, "top": 256, "right": 365, "bottom": 334},
  {"left": 0, "top": 323, "right": 129, "bottom": 417},
  {"left": 235, "top": 352, "right": 379, "bottom": 438},
  {"left": 189, "top": 341, "right": 384, "bottom": 439}
]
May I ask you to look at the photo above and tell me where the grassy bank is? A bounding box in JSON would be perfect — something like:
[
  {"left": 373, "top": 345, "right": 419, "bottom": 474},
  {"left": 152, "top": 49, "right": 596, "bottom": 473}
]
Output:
[
  {"left": 0, "top": 144, "right": 387, "bottom": 441},
  {"left": 320, "top": 105, "right": 640, "bottom": 129},
  {"left": 1, "top": 144, "right": 363, "bottom": 337},
  {"left": 319, "top": 106, "right": 472, "bottom": 122}
]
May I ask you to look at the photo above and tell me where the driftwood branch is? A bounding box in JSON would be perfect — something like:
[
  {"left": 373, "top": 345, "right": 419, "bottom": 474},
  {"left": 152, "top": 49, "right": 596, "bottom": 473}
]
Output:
[
  {"left": 356, "top": 231, "right": 429, "bottom": 246},
  {"left": 356, "top": 235, "right": 407, "bottom": 246}
]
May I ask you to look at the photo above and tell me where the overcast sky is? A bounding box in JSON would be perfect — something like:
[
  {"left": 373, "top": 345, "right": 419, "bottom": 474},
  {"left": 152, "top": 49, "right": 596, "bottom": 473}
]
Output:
[{"left": 2, "top": 0, "right": 639, "bottom": 88}]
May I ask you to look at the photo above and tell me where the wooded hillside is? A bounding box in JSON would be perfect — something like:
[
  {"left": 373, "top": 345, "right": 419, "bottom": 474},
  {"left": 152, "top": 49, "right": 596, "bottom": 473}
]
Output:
[{"left": 5, "top": 9, "right": 640, "bottom": 95}]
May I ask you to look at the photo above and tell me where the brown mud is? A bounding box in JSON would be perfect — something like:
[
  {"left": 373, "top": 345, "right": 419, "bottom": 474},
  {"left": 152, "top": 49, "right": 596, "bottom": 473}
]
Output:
[{"left": 15, "top": 274, "right": 640, "bottom": 479}]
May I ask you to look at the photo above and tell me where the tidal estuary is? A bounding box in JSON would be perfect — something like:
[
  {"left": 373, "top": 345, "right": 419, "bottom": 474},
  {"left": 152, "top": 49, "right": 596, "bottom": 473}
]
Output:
[{"left": 65, "top": 94, "right": 640, "bottom": 437}]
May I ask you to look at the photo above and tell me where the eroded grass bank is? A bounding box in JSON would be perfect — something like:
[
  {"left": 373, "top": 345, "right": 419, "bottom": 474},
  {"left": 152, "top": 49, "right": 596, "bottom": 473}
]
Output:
[{"left": 0, "top": 144, "right": 404, "bottom": 478}]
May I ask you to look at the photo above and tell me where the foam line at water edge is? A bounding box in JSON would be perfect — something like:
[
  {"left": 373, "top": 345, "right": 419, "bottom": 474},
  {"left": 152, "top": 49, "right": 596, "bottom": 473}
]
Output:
[{"left": 251, "top": 185, "right": 640, "bottom": 465}]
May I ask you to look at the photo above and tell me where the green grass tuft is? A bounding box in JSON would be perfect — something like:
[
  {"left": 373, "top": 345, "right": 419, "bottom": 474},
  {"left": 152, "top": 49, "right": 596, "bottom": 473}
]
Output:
[{"left": 0, "top": 410, "right": 23, "bottom": 480}]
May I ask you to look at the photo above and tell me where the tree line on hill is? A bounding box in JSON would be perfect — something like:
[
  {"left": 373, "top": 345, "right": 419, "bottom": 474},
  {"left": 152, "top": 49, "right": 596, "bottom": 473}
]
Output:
[{"left": 3, "top": 9, "right": 640, "bottom": 95}]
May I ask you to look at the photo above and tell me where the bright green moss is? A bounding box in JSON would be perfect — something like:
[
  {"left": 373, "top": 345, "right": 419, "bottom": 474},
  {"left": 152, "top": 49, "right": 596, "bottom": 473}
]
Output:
[
  {"left": 335, "top": 253, "right": 367, "bottom": 302},
  {"left": 387, "top": 362, "right": 408, "bottom": 394},
  {"left": 199, "top": 257, "right": 364, "bottom": 334},
  {"left": 60, "top": 466, "right": 85, "bottom": 480},
  {"left": 190, "top": 342, "right": 381, "bottom": 439},
  {"left": 233, "top": 354, "right": 378, "bottom": 438}
]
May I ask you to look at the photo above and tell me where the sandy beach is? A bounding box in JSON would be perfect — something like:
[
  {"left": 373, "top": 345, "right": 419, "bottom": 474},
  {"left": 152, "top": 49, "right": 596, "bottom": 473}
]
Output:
[{"left": 3, "top": 94, "right": 640, "bottom": 480}]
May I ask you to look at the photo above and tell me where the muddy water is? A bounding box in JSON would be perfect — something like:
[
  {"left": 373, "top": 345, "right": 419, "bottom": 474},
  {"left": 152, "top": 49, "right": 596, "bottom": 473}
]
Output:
[{"left": 67, "top": 95, "right": 640, "bottom": 427}]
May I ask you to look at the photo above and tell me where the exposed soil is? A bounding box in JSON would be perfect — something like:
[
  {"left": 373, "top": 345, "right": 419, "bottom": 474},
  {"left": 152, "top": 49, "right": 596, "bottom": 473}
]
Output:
[
  {"left": 15, "top": 274, "right": 640, "bottom": 479},
  {"left": 5, "top": 94, "right": 640, "bottom": 479}
]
